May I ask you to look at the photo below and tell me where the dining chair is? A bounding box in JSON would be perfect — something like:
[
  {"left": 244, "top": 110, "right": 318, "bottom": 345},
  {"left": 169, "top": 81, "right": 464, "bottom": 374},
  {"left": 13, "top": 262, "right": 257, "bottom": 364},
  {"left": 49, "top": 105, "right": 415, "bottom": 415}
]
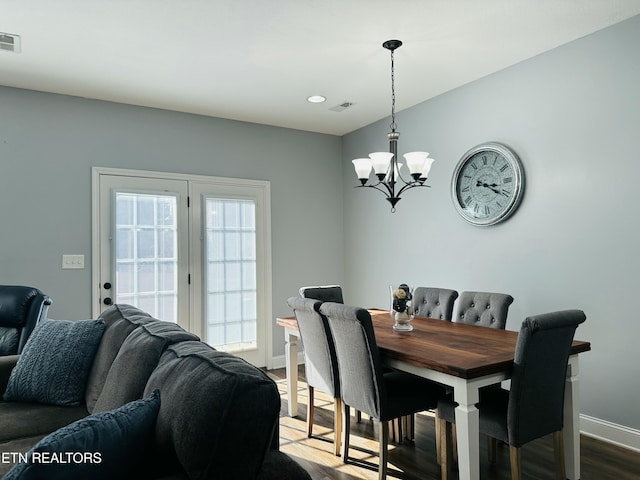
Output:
[
  {"left": 454, "top": 291, "right": 514, "bottom": 329},
  {"left": 299, "top": 283, "right": 366, "bottom": 423},
  {"left": 287, "top": 296, "right": 343, "bottom": 456},
  {"left": 299, "top": 284, "right": 344, "bottom": 304},
  {"left": 319, "top": 302, "right": 445, "bottom": 480},
  {"left": 437, "top": 309, "right": 587, "bottom": 480},
  {"left": 438, "top": 290, "right": 514, "bottom": 462},
  {"left": 399, "top": 287, "right": 458, "bottom": 443},
  {"left": 412, "top": 287, "right": 459, "bottom": 320}
]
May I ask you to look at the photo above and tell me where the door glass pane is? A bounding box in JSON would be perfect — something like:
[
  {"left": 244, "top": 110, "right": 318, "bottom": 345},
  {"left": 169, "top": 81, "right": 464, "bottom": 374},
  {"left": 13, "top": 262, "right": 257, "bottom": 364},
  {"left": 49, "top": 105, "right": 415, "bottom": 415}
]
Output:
[
  {"left": 205, "top": 198, "right": 257, "bottom": 352},
  {"left": 115, "top": 192, "right": 178, "bottom": 322}
]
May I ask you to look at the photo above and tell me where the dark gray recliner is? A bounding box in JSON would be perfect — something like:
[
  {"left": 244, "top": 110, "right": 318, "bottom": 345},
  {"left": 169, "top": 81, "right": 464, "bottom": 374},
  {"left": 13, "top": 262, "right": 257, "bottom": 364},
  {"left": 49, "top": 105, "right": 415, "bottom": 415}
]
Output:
[
  {"left": 413, "top": 287, "right": 459, "bottom": 320},
  {"left": 438, "top": 309, "right": 586, "bottom": 480},
  {"left": 0, "top": 285, "right": 51, "bottom": 356},
  {"left": 320, "top": 302, "right": 445, "bottom": 480},
  {"left": 287, "top": 296, "right": 342, "bottom": 456}
]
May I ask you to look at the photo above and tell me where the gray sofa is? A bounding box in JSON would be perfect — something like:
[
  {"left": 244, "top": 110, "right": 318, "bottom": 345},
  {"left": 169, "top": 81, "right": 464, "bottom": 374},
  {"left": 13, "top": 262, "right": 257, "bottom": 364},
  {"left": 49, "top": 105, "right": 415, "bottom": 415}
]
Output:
[{"left": 0, "top": 304, "right": 310, "bottom": 479}]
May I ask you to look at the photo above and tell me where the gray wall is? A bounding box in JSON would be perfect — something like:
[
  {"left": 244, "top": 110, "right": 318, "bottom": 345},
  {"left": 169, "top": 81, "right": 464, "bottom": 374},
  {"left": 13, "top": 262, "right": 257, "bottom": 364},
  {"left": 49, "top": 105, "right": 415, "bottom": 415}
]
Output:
[
  {"left": 342, "top": 15, "right": 640, "bottom": 430},
  {"left": 0, "top": 88, "right": 344, "bottom": 358}
]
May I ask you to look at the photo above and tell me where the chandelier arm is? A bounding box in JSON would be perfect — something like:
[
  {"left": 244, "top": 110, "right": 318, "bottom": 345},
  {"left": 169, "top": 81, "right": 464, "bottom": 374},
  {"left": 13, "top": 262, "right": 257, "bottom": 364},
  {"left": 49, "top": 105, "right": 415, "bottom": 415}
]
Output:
[
  {"left": 355, "top": 183, "right": 396, "bottom": 198},
  {"left": 395, "top": 181, "right": 431, "bottom": 197}
]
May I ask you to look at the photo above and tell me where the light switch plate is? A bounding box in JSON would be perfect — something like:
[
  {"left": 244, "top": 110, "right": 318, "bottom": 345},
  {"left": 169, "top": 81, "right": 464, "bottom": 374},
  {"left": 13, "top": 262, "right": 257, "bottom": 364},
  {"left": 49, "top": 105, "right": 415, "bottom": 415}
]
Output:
[{"left": 62, "top": 254, "right": 85, "bottom": 269}]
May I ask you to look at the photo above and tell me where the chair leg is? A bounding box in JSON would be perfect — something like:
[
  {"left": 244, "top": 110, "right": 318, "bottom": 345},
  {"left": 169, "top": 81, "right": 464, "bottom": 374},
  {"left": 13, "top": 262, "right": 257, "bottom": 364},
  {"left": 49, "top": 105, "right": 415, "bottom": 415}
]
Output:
[
  {"left": 333, "top": 397, "right": 343, "bottom": 456},
  {"left": 554, "top": 430, "right": 566, "bottom": 480},
  {"left": 509, "top": 446, "right": 522, "bottom": 480},
  {"left": 390, "top": 417, "right": 403, "bottom": 443},
  {"left": 402, "top": 414, "right": 415, "bottom": 441},
  {"left": 379, "top": 420, "right": 389, "bottom": 480},
  {"left": 435, "top": 409, "right": 441, "bottom": 464},
  {"left": 306, "top": 386, "right": 314, "bottom": 438},
  {"left": 488, "top": 437, "right": 497, "bottom": 465},
  {"left": 439, "top": 418, "right": 453, "bottom": 480},
  {"left": 452, "top": 423, "right": 458, "bottom": 464},
  {"left": 342, "top": 404, "right": 351, "bottom": 463}
]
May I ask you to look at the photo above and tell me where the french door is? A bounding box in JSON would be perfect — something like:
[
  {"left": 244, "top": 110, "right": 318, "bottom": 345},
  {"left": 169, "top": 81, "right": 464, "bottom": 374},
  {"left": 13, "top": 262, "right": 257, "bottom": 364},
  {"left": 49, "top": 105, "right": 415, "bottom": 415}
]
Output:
[{"left": 92, "top": 168, "right": 272, "bottom": 367}]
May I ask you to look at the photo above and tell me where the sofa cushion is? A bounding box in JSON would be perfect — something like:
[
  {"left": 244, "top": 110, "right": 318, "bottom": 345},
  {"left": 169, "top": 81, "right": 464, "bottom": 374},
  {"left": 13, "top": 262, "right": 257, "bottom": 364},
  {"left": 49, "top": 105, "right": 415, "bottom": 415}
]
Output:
[
  {"left": 257, "top": 451, "right": 312, "bottom": 480},
  {"left": 93, "top": 321, "right": 199, "bottom": 413},
  {"left": 85, "top": 304, "right": 155, "bottom": 412},
  {"left": 0, "top": 402, "right": 89, "bottom": 442},
  {"left": 3, "top": 390, "right": 161, "bottom": 480},
  {"left": 0, "top": 435, "right": 48, "bottom": 477},
  {"left": 3, "top": 319, "right": 105, "bottom": 406},
  {"left": 144, "top": 341, "right": 280, "bottom": 480}
]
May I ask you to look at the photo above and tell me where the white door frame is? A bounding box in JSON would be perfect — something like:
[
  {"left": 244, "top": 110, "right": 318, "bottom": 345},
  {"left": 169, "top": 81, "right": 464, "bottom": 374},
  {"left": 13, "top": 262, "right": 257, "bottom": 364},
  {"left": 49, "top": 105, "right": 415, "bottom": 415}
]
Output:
[{"left": 92, "top": 167, "right": 273, "bottom": 367}]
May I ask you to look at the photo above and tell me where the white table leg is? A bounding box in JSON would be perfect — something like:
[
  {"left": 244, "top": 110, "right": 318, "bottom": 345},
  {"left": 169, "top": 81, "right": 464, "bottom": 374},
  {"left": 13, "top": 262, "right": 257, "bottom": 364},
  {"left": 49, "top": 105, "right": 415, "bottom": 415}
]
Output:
[
  {"left": 284, "top": 328, "right": 299, "bottom": 417},
  {"left": 564, "top": 355, "right": 581, "bottom": 479},
  {"left": 454, "top": 382, "right": 481, "bottom": 480}
]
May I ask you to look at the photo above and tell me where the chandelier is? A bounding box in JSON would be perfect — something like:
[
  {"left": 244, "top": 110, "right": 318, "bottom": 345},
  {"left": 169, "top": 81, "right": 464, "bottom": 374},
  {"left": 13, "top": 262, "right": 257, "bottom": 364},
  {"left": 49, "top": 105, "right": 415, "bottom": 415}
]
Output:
[{"left": 351, "top": 40, "right": 434, "bottom": 212}]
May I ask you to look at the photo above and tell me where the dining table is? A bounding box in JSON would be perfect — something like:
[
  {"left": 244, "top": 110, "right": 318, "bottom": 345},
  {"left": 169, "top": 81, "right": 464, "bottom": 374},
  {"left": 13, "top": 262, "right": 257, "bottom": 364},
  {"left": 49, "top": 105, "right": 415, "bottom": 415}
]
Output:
[{"left": 277, "top": 308, "right": 590, "bottom": 480}]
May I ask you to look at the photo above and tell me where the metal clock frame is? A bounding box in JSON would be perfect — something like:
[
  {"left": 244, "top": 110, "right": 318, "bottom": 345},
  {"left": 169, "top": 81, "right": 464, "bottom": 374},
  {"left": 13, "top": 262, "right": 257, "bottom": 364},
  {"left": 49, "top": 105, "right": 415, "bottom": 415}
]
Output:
[{"left": 451, "top": 142, "right": 525, "bottom": 227}]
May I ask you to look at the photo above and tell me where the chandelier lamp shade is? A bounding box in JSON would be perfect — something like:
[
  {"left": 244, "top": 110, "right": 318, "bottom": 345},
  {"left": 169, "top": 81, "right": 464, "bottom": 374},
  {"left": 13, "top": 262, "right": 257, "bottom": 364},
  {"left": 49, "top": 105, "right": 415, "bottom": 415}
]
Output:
[{"left": 351, "top": 40, "right": 434, "bottom": 212}]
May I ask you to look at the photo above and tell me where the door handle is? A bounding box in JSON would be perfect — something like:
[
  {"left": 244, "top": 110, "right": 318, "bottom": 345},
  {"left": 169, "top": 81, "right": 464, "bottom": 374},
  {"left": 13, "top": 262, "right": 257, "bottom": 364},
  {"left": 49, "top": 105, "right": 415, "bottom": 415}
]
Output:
[
  {"left": 104, "top": 282, "right": 112, "bottom": 290},
  {"left": 103, "top": 297, "right": 113, "bottom": 305}
]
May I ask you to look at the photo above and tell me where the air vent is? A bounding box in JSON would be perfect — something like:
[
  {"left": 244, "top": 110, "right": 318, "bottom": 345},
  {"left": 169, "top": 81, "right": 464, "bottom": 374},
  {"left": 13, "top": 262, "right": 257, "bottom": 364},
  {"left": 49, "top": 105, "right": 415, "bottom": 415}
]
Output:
[
  {"left": 329, "top": 101, "right": 355, "bottom": 112},
  {"left": 0, "top": 33, "right": 21, "bottom": 53}
]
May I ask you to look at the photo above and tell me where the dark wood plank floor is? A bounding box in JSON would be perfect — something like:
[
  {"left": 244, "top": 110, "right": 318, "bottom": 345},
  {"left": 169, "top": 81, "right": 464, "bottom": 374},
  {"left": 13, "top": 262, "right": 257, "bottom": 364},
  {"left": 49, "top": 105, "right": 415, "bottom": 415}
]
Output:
[{"left": 267, "top": 366, "right": 640, "bottom": 480}]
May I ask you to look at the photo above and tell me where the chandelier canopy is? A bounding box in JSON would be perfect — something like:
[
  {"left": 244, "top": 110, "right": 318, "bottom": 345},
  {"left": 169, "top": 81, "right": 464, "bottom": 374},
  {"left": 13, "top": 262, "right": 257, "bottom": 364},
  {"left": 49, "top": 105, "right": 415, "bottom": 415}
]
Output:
[{"left": 351, "top": 40, "right": 434, "bottom": 212}]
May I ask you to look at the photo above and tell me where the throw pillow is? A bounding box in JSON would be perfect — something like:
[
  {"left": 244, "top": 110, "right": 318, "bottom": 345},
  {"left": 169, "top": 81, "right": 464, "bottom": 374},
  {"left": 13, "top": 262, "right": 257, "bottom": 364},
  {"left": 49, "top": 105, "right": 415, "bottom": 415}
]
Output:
[
  {"left": 3, "top": 318, "right": 105, "bottom": 406},
  {"left": 3, "top": 389, "right": 161, "bottom": 480}
]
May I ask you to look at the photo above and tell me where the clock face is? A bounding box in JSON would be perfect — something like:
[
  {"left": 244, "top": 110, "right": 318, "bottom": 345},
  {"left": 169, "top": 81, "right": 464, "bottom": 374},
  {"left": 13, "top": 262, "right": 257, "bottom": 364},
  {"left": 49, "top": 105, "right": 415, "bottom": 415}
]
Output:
[{"left": 451, "top": 143, "right": 524, "bottom": 226}]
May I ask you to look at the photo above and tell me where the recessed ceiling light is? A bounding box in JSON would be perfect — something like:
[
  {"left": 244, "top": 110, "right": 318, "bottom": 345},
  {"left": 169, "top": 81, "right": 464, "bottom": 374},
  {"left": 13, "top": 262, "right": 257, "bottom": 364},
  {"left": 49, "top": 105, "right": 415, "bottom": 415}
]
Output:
[{"left": 307, "top": 95, "right": 327, "bottom": 104}]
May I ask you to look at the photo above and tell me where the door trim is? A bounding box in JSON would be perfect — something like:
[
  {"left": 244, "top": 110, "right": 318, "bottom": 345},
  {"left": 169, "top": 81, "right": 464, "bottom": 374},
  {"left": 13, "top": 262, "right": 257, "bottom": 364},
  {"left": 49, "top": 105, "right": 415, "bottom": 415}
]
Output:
[{"left": 91, "top": 167, "right": 273, "bottom": 367}]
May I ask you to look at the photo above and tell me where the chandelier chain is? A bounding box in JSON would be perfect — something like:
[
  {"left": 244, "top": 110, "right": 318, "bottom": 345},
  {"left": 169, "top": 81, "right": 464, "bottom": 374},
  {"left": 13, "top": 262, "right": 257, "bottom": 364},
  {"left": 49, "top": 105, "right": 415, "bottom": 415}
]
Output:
[{"left": 390, "top": 48, "right": 396, "bottom": 132}]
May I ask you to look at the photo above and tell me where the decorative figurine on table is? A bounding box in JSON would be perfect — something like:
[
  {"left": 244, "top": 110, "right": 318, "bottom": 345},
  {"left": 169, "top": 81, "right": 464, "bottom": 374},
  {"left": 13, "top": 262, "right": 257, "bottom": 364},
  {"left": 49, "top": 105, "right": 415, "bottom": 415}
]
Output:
[{"left": 390, "top": 283, "right": 414, "bottom": 332}]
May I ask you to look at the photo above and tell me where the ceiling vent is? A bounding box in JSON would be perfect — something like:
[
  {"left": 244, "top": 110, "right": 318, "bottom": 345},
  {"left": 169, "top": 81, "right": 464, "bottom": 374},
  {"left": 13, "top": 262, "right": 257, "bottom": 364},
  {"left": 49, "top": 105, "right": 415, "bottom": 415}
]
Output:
[
  {"left": 0, "top": 33, "right": 21, "bottom": 53},
  {"left": 329, "top": 101, "right": 355, "bottom": 112}
]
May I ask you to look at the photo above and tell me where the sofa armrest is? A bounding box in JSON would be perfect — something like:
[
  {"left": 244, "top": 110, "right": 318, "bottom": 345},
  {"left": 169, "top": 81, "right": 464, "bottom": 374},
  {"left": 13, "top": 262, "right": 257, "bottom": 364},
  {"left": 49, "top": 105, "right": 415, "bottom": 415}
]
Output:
[{"left": 0, "top": 354, "right": 19, "bottom": 396}]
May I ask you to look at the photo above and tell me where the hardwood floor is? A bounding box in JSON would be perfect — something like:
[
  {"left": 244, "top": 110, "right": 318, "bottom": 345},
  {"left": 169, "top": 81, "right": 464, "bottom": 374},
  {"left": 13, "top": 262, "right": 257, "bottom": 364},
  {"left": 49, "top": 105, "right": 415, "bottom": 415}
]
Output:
[{"left": 268, "top": 366, "right": 640, "bottom": 480}]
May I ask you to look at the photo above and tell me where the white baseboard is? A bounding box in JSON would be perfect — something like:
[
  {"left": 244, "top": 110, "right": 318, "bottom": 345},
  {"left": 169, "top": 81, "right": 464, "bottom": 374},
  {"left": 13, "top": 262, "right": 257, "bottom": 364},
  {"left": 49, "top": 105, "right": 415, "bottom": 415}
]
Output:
[
  {"left": 268, "top": 357, "right": 640, "bottom": 454},
  {"left": 581, "top": 414, "right": 640, "bottom": 452}
]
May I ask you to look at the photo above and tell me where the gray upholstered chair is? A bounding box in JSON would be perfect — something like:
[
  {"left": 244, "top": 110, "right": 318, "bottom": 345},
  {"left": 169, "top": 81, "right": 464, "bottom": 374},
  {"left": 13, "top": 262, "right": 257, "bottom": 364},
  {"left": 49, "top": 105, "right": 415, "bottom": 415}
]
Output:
[
  {"left": 320, "top": 302, "right": 445, "bottom": 480},
  {"left": 413, "top": 287, "right": 459, "bottom": 320},
  {"left": 0, "top": 285, "right": 51, "bottom": 356},
  {"left": 437, "top": 310, "right": 586, "bottom": 480},
  {"left": 439, "top": 290, "right": 513, "bottom": 461},
  {"left": 299, "top": 285, "right": 344, "bottom": 304},
  {"left": 454, "top": 291, "right": 514, "bottom": 329},
  {"left": 287, "top": 296, "right": 343, "bottom": 456}
]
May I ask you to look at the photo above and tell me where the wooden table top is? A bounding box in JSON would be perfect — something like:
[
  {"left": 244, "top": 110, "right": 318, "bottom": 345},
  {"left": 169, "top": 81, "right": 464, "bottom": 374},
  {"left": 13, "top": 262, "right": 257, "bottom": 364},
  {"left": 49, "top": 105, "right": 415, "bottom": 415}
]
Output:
[{"left": 277, "top": 308, "right": 591, "bottom": 380}]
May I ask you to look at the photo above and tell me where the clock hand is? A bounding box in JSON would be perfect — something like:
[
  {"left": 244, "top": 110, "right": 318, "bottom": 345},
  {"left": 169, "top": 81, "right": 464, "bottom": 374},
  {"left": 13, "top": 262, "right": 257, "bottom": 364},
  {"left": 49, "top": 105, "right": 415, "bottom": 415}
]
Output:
[{"left": 475, "top": 180, "right": 501, "bottom": 194}]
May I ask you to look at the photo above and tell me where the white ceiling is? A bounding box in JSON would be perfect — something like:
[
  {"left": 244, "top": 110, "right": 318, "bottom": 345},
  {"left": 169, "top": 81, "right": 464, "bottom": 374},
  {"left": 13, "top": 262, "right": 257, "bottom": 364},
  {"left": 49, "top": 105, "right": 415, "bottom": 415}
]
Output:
[{"left": 2, "top": 1, "right": 640, "bottom": 135}]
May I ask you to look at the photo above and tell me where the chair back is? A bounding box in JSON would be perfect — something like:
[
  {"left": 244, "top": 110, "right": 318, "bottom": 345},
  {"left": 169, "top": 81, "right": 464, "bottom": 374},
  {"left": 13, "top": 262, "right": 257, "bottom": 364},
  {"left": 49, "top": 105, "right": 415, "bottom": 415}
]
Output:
[
  {"left": 319, "top": 302, "right": 386, "bottom": 419},
  {"left": 508, "top": 309, "right": 586, "bottom": 447},
  {"left": 299, "top": 285, "right": 344, "bottom": 304},
  {"left": 0, "top": 285, "right": 51, "bottom": 355},
  {"left": 287, "top": 296, "right": 340, "bottom": 397},
  {"left": 413, "top": 287, "right": 459, "bottom": 320},
  {"left": 455, "top": 291, "right": 513, "bottom": 328}
]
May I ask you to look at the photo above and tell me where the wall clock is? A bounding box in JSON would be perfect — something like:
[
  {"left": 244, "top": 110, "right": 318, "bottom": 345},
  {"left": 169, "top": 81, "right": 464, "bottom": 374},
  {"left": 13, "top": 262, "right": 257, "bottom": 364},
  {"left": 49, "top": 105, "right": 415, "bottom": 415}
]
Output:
[{"left": 451, "top": 142, "right": 525, "bottom": 226}]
